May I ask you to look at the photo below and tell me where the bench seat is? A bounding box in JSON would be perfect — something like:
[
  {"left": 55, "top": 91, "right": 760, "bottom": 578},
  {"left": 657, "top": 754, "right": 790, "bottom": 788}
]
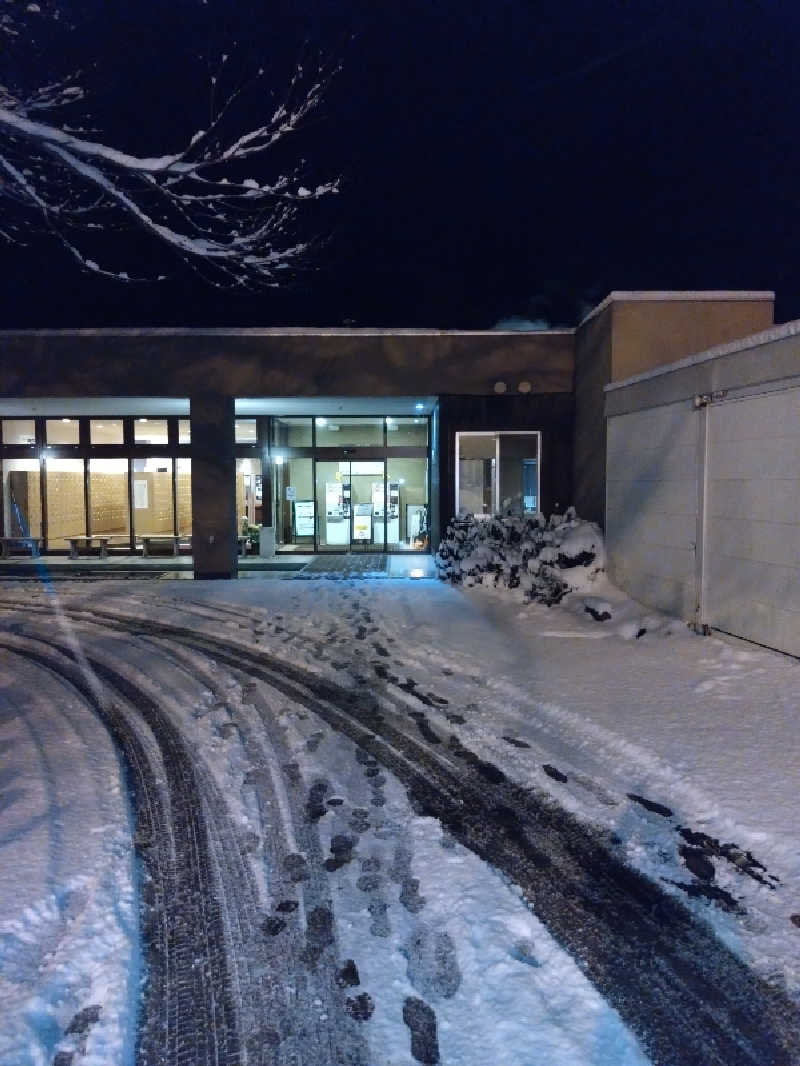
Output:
[
  {"left": 66, "top": 534, "right": 129, "bottom": 559},
  {"left": 0, "top": 536, "right": 43, "bottom": 559},
  {"left": 138, "top": 534, "right": 190, "bottom": 557}
]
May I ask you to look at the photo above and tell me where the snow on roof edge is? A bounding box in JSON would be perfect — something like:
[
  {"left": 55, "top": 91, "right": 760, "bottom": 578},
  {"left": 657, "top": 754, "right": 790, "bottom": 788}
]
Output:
[
  {"left": 605, "top": 316, "right": 800, "bottom": 392},
  {"left": 0, "top": 326, "right": 575, "bottom": 339}
]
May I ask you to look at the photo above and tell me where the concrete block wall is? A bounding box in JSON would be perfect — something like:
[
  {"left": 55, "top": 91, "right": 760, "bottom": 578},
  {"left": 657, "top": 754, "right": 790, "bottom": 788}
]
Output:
[
  {"left": 606, "top": 401, "right": 698, "bottom": 620},
  {"left": 606, "top": 321, "right": 800, "bottom": 658},
  {"left": 704, "top": 386, "right": 800, "bottom": 657}
]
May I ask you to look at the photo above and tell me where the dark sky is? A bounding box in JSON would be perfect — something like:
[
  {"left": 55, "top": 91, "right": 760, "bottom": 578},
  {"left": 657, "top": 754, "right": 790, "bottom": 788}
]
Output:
[{"left": 2, "top": 0, "right": 799, "bottom": 328}]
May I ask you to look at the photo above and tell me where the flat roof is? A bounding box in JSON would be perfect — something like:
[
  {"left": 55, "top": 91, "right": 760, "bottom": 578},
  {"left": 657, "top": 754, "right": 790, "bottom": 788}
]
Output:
[
  {"left": 578, "top": 290, "right": 775, "bottom": 328},
  {"left": 0, "top": 326, "right": 575, "bottom": 338}
]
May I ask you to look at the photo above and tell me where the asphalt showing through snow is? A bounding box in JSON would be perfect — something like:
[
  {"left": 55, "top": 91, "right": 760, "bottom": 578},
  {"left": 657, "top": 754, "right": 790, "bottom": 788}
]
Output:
[{"left": 1, "top": 584, "right": 799, "bottom": 1066}]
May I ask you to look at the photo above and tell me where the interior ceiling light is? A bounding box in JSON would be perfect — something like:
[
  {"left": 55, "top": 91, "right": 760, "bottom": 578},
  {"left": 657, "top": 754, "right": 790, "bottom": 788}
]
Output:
[
  {"left": 409, "top": 567, "right": 425, "bottom": 579},
  {"left": 139, "top": 417, "right": 148, "bottom": 422},
  {"left": 415, "top": 402, "right": 424, "bottom": 411},
  {"left": 316, "top": 417, "right": 327, "bottom": 426},
  {"left": 61, "top": 418, "right": 71, "bottom": 423}
]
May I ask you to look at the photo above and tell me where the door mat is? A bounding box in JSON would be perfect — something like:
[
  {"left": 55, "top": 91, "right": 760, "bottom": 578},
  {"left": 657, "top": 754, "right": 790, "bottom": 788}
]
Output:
[{"left": 298, "top": 554, "right": 390, "bottom": 577}]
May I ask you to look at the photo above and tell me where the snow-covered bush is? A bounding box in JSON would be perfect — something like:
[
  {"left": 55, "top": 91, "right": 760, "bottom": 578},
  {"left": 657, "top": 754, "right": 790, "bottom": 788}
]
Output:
[{"left": 435, "top": 508, "right": 605, "bottom": 605}]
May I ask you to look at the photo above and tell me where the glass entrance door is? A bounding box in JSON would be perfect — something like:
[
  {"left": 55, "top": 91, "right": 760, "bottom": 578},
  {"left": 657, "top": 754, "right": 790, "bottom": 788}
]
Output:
[{"left": 314, "top": 459, "right": 387, "bottom": 552}]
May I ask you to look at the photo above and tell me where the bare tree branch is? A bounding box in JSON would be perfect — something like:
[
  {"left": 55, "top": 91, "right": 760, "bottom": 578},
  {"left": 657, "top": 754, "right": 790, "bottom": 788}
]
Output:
[{"left": 0, "top": 2, "right": 339, "bottom": 285}]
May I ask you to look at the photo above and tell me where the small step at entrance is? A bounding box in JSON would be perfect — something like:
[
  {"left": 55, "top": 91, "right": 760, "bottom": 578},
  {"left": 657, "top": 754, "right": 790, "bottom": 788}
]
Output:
[{"left": 299, "top": 554, "right": 390, "bottom": 577}]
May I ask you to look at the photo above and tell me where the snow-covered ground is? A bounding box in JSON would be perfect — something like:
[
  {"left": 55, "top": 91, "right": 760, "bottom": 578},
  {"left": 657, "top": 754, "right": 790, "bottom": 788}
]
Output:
[{"left": 0, "top": 551, "right": 798, "bottom": 1065}]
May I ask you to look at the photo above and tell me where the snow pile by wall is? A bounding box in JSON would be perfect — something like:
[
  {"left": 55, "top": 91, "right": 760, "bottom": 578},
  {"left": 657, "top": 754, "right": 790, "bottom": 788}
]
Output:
[{"left": 435, "top": 508, "right": 606, "bottom": 605}]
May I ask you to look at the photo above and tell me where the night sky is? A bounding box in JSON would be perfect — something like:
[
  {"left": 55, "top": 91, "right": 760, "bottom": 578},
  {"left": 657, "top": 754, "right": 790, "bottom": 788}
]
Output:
[{"left": 2, "top": 0, "right": 799, "bottom": 329}]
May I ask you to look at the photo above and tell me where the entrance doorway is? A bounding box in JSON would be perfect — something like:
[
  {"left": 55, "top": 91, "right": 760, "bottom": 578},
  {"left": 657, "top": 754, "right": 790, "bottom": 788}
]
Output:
[{"left": 315, "top": 459, "right": 390, "bottom": 552}]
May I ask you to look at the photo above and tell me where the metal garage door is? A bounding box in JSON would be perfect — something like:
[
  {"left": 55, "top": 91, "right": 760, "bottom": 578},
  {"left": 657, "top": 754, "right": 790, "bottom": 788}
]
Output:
[{"left": 703, "top": 384, "right": 800, "bottom": 657}]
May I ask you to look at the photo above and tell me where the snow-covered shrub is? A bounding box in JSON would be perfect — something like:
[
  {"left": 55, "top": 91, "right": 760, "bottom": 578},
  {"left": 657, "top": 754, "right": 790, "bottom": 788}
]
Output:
[{"left": 435, "top": 508, "right": 605, "bottom": 605}]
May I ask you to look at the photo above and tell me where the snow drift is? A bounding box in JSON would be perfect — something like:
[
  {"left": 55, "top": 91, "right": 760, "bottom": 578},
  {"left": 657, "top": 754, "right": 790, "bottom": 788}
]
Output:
[{"left": 435, "top": 508, "right": 606, "bottom": 605}]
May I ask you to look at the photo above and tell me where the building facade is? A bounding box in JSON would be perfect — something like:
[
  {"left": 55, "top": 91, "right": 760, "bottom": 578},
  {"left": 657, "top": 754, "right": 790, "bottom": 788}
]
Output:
[{"left": 0, "top": 292, "right": 775, "bottom": 578}]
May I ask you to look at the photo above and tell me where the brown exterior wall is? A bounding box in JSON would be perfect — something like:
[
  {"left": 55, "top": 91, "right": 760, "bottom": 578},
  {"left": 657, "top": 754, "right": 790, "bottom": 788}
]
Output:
[
  {"left": 572, "top": 303, "right": 613, "bottom": 526},
  {"left": 610, "top": 297, "right": 774, "bottom": 382},
  {"left": 0, "top": 329, "right": 574, "bottom": 399},
  {"left": 437, "top": 393, "right": 574, "bottom": 533}
]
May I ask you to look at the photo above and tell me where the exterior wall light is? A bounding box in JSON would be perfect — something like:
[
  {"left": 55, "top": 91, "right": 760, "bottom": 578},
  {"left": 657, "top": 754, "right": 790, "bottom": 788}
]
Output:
[
  {"left": 494, "top": 381, "right": 507, "bottom": 394},
  {"left": 518, "top": 380, "right": 532, "bottom": 393}
]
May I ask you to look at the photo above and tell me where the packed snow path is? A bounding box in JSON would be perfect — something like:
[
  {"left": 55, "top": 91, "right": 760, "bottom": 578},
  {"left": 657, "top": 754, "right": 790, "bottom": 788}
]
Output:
[{"left": 0, "top": 577, "right": 798, "bottom": 1066}]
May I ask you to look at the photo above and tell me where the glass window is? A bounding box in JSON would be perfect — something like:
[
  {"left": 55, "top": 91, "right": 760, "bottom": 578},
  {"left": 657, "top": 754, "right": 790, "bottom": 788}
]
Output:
[
  {"left": 176, "top": 458, "right": 192, "bottom": 535},
  {"left": 499, "top": 433, "right": 540, "bottom": 514},
  {"left": 89, "top": 458, "right": 129, "bottom": 538},
  {"left": 385, "top": 417, "right": 428, "bottom": 447},
  {"left": 46, "top": 418, "right": 79, "bottom": 445},
  {"left": 457, "top": 434, "right": 495, "bottom": 516},
  {"left": 45, "top": 457, "right": 85, "bottom": 547},
  {"left": 456, "top": 432, "right": 540, "bottom": 517},
  {"left": 235, "top": 418, "right": 257, "bottom": 443},
  {"left": 387, "top": 458, "right": 429, "bottom": 549},
  {"left": 271, "top": 417, "right": 312, "bottom": 447},
  {"left": 274, "top": 457, "right": 314, "bottom": 550},
  {"left": 178, "top": 419, "right": 191, "bottom": 444},
  {"left": 2, "top": 419, "right": 36, "bottom": 445},
  {"left": 132, "top": 457, "right": 173, "bottom": 536},
  {"left": 134, "top": 418, "right": 168, "bottom": 444},
  {"left": 315, "top": 416, "right": 383, "bottom": 448},
  {"left": 235, "top": 458, "right": 262, "bottom": 551},
  {"left": 90, "top": 418, "right": 124, "bottom": 445},
  {"left": 2, "top": 458, "right": 41, "bottom": 537}
]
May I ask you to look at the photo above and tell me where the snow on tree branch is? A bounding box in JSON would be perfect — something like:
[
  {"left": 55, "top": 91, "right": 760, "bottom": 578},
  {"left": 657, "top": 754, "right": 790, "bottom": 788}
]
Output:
[{"left": 0, "top": 1, "right": 340, "bottom": 285}]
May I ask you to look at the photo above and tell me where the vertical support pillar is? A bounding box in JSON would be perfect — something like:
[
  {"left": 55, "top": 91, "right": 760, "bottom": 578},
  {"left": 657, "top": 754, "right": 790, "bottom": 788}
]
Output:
[
  {"left": 429, "top": 403, "right": 441, "bottom": 549},
  {"left": 190, "top": 393, "right": 237, "bottom": 579},
  {"left": 694, "top": 398, "right": 710, "bottom": 632}
]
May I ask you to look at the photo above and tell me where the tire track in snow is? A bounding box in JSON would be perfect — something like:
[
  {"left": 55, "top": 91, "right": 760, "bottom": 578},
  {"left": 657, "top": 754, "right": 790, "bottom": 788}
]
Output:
[
  {"left": 0, "top": 633, "right": 246, "bottom": 1066},
  {"left": 3, "top": 600, "right": 800, "bottom": 1065}
]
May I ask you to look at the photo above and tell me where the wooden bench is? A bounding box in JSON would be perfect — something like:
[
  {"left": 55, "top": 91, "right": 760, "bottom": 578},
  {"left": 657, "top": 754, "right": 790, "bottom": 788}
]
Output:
[
  {"left": 139, "top": 534, "right": 191, "bottom": 557},
  {"left": 0, "top": 535, "right": 43, "bottom": 559},
  {"left": 66, "top": 534, "right": 128, "bottom": 559}
]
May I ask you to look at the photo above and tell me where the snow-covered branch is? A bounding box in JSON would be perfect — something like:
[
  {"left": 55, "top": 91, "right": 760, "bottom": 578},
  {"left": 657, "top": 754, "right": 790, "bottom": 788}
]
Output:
[{"left": 0, "top": 7, "right": 339, "bottom": 285}]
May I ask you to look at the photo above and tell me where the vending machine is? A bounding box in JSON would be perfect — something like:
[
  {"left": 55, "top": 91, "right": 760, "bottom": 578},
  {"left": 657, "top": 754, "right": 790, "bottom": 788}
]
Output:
[
  {"left": 324, "top": 481, "right": 349, "bottom": 545},
  {"left": 372, "top": 480, "right": 400, "bottom": 545}
]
